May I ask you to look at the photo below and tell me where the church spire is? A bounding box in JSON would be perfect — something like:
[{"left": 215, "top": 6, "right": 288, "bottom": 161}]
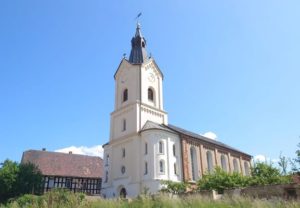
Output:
[{"left": 129, "top": 23, "right": 148, "bottom": 64}]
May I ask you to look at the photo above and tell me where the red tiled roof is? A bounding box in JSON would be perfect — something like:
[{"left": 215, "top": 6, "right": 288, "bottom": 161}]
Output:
[{"left": 21, "top": 150, "right": 103, "bottom": 178}]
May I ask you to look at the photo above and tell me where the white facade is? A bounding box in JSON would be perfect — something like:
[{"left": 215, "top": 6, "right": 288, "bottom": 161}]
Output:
[{"left": 102, "top": 26, "right": 181, "bottom": 197}]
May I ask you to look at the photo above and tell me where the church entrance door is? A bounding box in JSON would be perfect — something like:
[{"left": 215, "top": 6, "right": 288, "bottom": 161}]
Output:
[{"left": 120, "top": 187, "right": 127, "bottom": 198}]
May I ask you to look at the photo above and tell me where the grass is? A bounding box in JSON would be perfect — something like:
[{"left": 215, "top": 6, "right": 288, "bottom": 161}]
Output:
[{"left": 0, "top": 189, "right": 299, "bottom": 208}]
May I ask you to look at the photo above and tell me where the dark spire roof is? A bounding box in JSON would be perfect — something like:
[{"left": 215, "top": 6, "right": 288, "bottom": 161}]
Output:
[{"left": 129, "top": 23, "right": 149, "bottom": 64}]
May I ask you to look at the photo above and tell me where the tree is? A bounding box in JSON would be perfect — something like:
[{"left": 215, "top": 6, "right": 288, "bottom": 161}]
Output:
[
  {"left": 0, "top": 160, "right": 19, "bottom": 202},
  {"left": 250, "top": 162, "right": 291, "bottom": 186},
  {"left": 160, "top": 180, "right": 187, "bottom": 194},
  {"left": 197, "top": 167, "right": 249, "bottom": 193},
  {"left": 0, "top": 160, "right": 43, "bottom": 203},
  {"left": 290, "top": 143, "right": 300, "bottom": 173},
  {"left": 16, "top": 162, "right": 43, "bottom": 195},
  {"left": 278, "top": 152, "right": 289, "bottom": 175}
]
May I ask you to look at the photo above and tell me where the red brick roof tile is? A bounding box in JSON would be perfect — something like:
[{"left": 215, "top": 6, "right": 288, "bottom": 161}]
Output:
[{"left": 21, "top": 150, "right": 103, "bottom": 178}]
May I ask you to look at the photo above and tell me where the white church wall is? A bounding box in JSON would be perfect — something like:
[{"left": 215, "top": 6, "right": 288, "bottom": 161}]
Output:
[{"left": 141, "top": 129, "right": 182, "bottom": 193}]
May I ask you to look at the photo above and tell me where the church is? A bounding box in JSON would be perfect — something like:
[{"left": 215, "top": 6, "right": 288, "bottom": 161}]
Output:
[{"left": 101, "top": 24, "right": 252, "bottom": 198}]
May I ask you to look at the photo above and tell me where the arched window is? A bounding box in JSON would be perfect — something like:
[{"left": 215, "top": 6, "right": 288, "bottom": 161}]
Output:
[
  {"left": 233, "top": 158, "right": 239, "bottom": 173},
  {"left": 122, "top": 119, "right": 126, "bottom": 131},
  {"left": 174, "top": 163, "right": 177, "bottom": 175},
  {"left": 159, "top": 141, "right": 164, "bottom": 154},
  {"left": 173, "top": 144, "right": 176, "bottom": 156},
  {"left": 207, "top": 151, "right": 214, "bottom": 173},
  {"left": 144, "top": 162, "right": 148, "bottom": 175},
  {"left": 221, "top": 155, "right": 227, "bottom": 172},
  {"left": 190, "top": 147, "right": 198, "bottom": 181},
  {"left": 148, "top": 88, "right": 154, "bottom": 101},
  {"left": 244, "top": 161, "right": 250, "bottom": 176},
  {"left": 122, "top": 148, "right": 125, "bottom": 158},
  {"left": 159, "top": 160, "right": 165, "bottom": 173},
  {"left": 123, "top": 89, "right": 128, "bottom": 102},
  {"left": 105, "top": 154, "right": 109, "bottom": 166},
  {"left": 145, "top": 142, "right": 148, "bottom": 155},
  {"left": 105, "top": 171, "right": 108, "bottom": 183}
]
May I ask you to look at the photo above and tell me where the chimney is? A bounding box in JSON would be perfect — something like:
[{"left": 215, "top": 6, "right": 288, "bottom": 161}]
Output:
[
  {"left": 69, "top": 151, "right": 72, "bottom": 154},
  {"left": 42, "top": 148, "right": 46, "bottom": 151}
]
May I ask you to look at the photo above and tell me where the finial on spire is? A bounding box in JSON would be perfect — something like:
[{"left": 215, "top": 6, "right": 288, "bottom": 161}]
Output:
[{"left": 129, "top": 21, "right": 148, "bottom": 64}]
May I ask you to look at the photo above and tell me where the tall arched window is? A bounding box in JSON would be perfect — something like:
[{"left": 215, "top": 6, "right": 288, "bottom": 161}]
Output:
[
  {"left": 145, "top": 142, "right": 148, "bottom": 155},
  {"left": 233, "top": 158, "right": 239, "bottom": 173},
  {"left": 159, "top": 160, "right": 165, "bottom": 173},
  {"left": 221, "top": 155, "right": 227, "bottom": 172},
  {"left": 122, "top": 119, "right": 126, "bottom": 131},
  {"left": 159, "top": 141, "right": 164, "bottom": 154},
  {"left": 244, "top": 161, "right": 250, "bottom": 176},
  {"left": 207, "top": 151, "right": 214, "bottom": 173},
  {"left": 174, "top": 163, "right": 177, "bottom": 175},
  {"left": 105, "top": 171, "right": 108, "bottom": 183},
  {"left": 173, "top": 144, "right": 176, "bottom": 156},
  {"left": 123, "top": 89, "right": 128, "bottom": 102},
  {"left": 144, "top": 162, "right": 148, "bottom": 175},
  {"left": 190, "top": 147, "right": 198, "bottom": 180},
  {"left": 148, "top": 88, "right": 154, "bottom": 101}
]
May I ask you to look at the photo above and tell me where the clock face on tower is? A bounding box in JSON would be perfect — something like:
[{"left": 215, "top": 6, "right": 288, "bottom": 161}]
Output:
[{"left": 148, "top": 73, "right": 155, "bottom": 83}]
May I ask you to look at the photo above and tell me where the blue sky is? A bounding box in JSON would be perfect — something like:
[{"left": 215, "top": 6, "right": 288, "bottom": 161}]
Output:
[{"left": 0, "top": 1, "right": 299, "bottom": 166}]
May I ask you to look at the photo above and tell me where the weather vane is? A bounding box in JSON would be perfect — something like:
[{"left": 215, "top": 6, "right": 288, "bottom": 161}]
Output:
[{"left": 135, "top": 12, "right": 142, "bottom": 24}]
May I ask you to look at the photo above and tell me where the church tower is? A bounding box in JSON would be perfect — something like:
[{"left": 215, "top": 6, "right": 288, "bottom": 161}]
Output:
[
  {"left": 102, "top": 24, "right": 181, "bottom": 198},
  {"left": 110, "top": 23, "right": 168, "bottom": 141}
]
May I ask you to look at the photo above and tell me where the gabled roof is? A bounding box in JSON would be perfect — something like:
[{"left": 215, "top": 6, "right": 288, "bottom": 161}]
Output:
[
  {"left": 141, "top": 120, "right": 176, "bottom": 134},
  {"left": 140, "top": 121, "right": 251, "bottom": 157},
  {"left": 21, "top": 150, "right": 103, "bottom": 178},
  {"left": 166, "top": 124, "right": 252, "bottom": 157}
]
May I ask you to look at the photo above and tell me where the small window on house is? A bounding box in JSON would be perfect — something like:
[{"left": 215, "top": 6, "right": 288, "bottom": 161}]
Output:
[
  {"left": 173, "top": 144, "right": 176, "bottom": 156},
  {"left": 159, "top": 160, "right": 165, "bottom": 173},
  {"left": 122, "top": 119, "right": 126, "bottom": 131},
  {"left": 174, "top": 163, "right": 177, "bottom": 175},
  {"left": 144, "top": 162, "right": 148, "bottom": 175},
  {"left": 122, "top": 148, "right": 125, "bottom": 158},
  {"left": 159, "top": 141, "right": 164, "bottom": 154},
  {"left": 65, "top": 178, "right": 71, "bottom": 188},
  {"left": 148, "top": 88, "right": 154, "bottom": 101},
  {"left": 48, "top": 177, "right": 54, "bottom": 188},
  {"left": 145, "top": 142, "right": 148, "bottom": 155},
  {"left": 123, "top": 89, "right": 128, "bottom": 102}
]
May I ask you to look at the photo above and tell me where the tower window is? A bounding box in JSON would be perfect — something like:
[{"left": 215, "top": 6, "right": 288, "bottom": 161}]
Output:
[
  {"left": 122, "top": 148, "right": 125, "bottom": 158},
  {"left": 123, "top": 89, "right": 128, "bottom": 102},
  {"left": 145, "top": 142, "right": 148, "bottom": 155},
  {"left": 144, "top": 162, "right": 148, "bottom": 175},
  {"left": 174, "top": 163, "right": 177, "bottom": 175},
  {"left": 122, "top": 119, "right": 126, "bottom": 131},
  {"left": 148, "top": 88, "right": 154, "bottom": 101}
]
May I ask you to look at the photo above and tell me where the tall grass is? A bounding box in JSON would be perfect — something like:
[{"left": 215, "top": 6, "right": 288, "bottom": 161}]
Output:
[{"left": 0, "top": 189, "right": 299, "bottom": 208}]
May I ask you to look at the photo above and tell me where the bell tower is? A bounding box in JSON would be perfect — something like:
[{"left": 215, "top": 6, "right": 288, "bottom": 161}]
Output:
[{"left": 110, "top": 23, "right": 168, "bottom": 141}]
